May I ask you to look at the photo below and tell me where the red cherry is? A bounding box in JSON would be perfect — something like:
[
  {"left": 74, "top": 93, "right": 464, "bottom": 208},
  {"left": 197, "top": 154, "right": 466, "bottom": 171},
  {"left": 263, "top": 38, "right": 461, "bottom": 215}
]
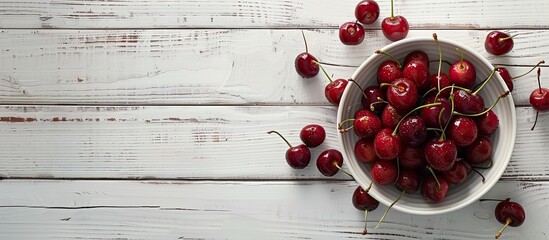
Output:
[
  {"left": 475, "top": 110, "right": 499, "bottom": 136},
  {"left": 530, "top": 87, "right": 549, "bottom": 112},
  {"left": 398, "top": 145, "right": 425, "bottom": 170},
  {"left": 371, "top": 160, "right": 398, "bottom": 185},
  {"left": 421, "top": 174, "right": 449, "bottom": 202},
  {"left": 447, "top": 116, "right": 478, "bottom": 147},
  {"left": 425, "top": 139, "right": 457, "bottom": 171},
  {"left": 325, "top": 79, "right": 348, "bottom": 105},
  {"left": 377, "top": 60, "right": 403, "bottom": 85},
  {"left": 361, "top": 85, "right": 387, "bottom": 113},
  {"left": 386, "top": 78, "right": 419, "bottom": 113},
  {"left": 453, "top": 89, "right": 485, "bottom": 114},
  {"left": 300, "top": 124, "right": 326, "bottom": 148},
  {"left": 442, "top": 160, "right": 472, "bottom": 184},
  {"left": 381, "top": 104, "right": 403, "bottom": 129},
  {"left": 404, "top": 50, "right": 429, "bottom": 67},
  {"left": 268, "top": 131, "right": 311, "bottom": 169},
  {"left": 381, "top": 15, "right": 409, "bottom": 42},
  {"left": 316, "top": 149, "right": 344, "bottom": 176},
  {"left": 494, "top": 198, "right": 526, "bottom": 239},
  {"left": 403, "top": 60, "right": 431, "bottom": 92},
  {"left": 295, "top": 53, "right": 319, "bottom": 78},
  {"left": 449, "top": 55, "right": 476, "bottom": 89},
  {"left": 352, "top": 186, "right": 379, "bottom": 211},
  {"left": 485, "top": 31, "right": 514, "bottom": 56},
  {"left": 339, "top": 22, "right": 365, "bottom": 45},
  {"left": 355, "top": 0, "right": 380, "bottom": 25},
  {"left": 430, "top": 73, "right": 452, "bottom": 97},
  {"left": 395, "top": 169, "right": 420, "bottom": 193},
  {"left": 397, "top": 115, "right": 427, "bottom": 147},
  {"left": 497, "top": 67, "right": 514, "bottom": 92},
  {"left": 373, "top": 128, "right": 401, "bottom": 160},
  {"left": 465, "top": 135, "right": 492, "bottom": 165},
  {"left": 354, "top": 139, "right": 379, "bottom": 163},
  {"left": 353, "top": 112, "right": 383, "bottom": 139},
  {"left": 421, "top": 96, "right": 452, "bottom": 128}
]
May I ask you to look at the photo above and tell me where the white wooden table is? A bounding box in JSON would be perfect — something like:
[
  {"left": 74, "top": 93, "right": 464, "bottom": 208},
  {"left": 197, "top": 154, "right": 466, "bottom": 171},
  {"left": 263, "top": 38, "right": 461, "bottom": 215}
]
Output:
[{"left": 0, "top": 1, "right": 548, "bottom": 239}]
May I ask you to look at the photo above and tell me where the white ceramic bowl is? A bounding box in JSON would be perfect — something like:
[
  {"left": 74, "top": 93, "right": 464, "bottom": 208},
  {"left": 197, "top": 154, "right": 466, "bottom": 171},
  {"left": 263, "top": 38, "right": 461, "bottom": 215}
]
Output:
[{"left": 337, "top": 36, "right": 517, "bottom": 215}]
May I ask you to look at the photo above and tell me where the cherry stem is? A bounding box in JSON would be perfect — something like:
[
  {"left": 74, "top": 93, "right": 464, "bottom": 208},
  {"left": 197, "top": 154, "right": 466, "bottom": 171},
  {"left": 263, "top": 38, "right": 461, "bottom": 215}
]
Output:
[
  {"left": 301, "top": 30, "right": 309, "bottom": 53},
  {"left": 338, "top": 118, "right": 356, "bottom": 133},
  {"left": 392, "top": 102, "right": 442, "bottom": 135},
  {"left": 267, "top": 131, "right": 292, "bottom": 148},
  {"left": 456, "top": 48, "right": 464, "bottom": 68},
  {"left": 390, "top": 0, "right": 395, "bottom": 18},
  {"left": 365, "top": 182, "right": 373, "bottom": 192},
  {"left": 454, "top": 91, "right": 510, "bottom": 117},
  {"left": 511, "top": 60, "right": 545, "bottom": 80},
  {"left": 333, "top": 161, "right": 353, "bottom": 178},
  {"left": 362, "top": 209, "right": 369, "bottom": 235},
  {"left": 313, "top": 60, "right": 333, "bottom": 83},
  {"left": 434, "top": 85, "right": 471, "bottom": 100},
  {"left": 348, "top": 79, "right": 370, "bottom": 100},
  {"left": 498, "top": 34, "right": 518, "bottom": 44},
  {"left": 375, "top": 50, "right": 401, "bottom": 68},
  {"left": 433, "top": 33, "right": 443, "bottom": 91},
  {"left": 531, "top": 111, "right": 539, "bottom": 131},
  {"left": 471, "top": 168, "right": 486, "bottom": 183},
  {"left": 472, "top": 67, "right": 497, "bottom": 95},
  {"left": 427, "top": 166, "right": 441, "bottom": 191},
  {"left": 370, "top": 99, "right": 388, "bottom": 111},
  {"left": 479, "top": 198, "right": 505, "bottom": 202},
  {"left": 375, "top": 190, "right": 404, "bottom": 229},
  {"left": 537, "top": 67, "right": 542, "bottom": 91},
  {"left": 495, "top": 218, "right": 512, "bottom": 239},
  {"left": 438, "top": 107, "right": 446, "bottom": 130},
  {"left": 440, "top": 85, "right": 456, "bottom": 141},
  {"left": 427, "top": 127, "right": 444, "bottom": 132}
]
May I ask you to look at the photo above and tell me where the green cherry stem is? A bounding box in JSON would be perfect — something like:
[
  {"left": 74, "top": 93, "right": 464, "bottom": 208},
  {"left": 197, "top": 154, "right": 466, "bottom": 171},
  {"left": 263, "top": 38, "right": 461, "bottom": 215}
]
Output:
[
  {"left": 472, "top": 67, "right": 497, "bottom": 95},
  {"left": 301, "top": 30, "right": 309, "bottom": 53},
  {"left": 498, "top": 34, "right": 518, "bottom": 44},
  {"left": 427, "top": 166, "right": 442, "bottom": 191},
  {"left": 392, "top": 102, "right": 442, "bottom": 135},
  {"left": 375, "top": 50, "right": 402, "bottom": 68},
  {"left": 454, "top": 91, "right": 510, "bottom": 117},
  {"left": 437, "top": 108, "right": 446, "bottom": 130},
  {"left": 511, "top": 60, "right": 545, "bottom": 80},
  {"left": 439, "top": 85, "right": 455, "bottom": 141},
  {"left": 333, "top": 161, "right": 353, "bottom": 178},
  {"left": 433, "top": 33, "right": 442, "bottom": 91},
  {"left": 495, "top": 218, "right": 512, "bottom": 239},
  {"left": 338, "top": 118, "right": 356, "bottom": 133},
  {"left": 362, "top": 209, "right": 370, "bottom": 235},
  {"left": 434, "top": 85, "right": 471, "bottom": 100},
  {"left": 390, "top": 0, "right": 395, "bottom": 19},
  {"left": 313, "top": 60, "right": 333, "bottom": 83},
  {"left": 365, "top": 182, "right": 373, "bottom": 192},
  {"left": 456, "top": 48, "right": 465, "bottom": 68},
  {"left": 375, "top": 190, "right": 404, "bottom": 229},
  {"left": 267, "top": 131, "right": 292, "bottom": 148}
]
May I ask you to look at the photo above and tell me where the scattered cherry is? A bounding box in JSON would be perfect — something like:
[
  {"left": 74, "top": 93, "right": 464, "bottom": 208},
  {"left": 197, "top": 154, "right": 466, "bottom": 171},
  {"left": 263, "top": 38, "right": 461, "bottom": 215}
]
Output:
[
  {"left": 316, "top": 62, "right": 349, "bottom": 105},
  {"left": 300, "top": 124, "right": 326, "bottom": 148},
  {"left": 497, "top": 61, "right": 544, "bottom": 92},
  {"left": 295, "top": 31, "right": 319, "bottom": 78},
  {"left": 316, "top": 149, "right": 345, "bottom": 176},
  {"left": 479, "top": 198, "right": 526, "bottom": 239},
  {"left": 268, "top": 131, "right": 311, "bottom": 169},
  {"left": 355, "top": 0, "right": 380, "bottom": 25},
  {"left": 339, "top": 21, "right": 365, "bottom": 45},
  {"left": 485, "top": 31, "right": 515, "bottom": 56},
  {"left": 381, "top": 0, "right": 409, "bottom": 41},
  {"left": 530, "top": 68, "right": 549, "bottom": 130},
  {"left": 352, "top": 184, "right": 379, "bottom": 235}
]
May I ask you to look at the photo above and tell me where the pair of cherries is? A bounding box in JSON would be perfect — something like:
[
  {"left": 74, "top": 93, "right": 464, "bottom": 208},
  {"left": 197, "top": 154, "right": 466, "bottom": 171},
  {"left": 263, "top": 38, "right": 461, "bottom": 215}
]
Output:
[
  {"left": 339, "top": 0, "right": 409, "bottom": 45},
  {"left": 268, "top": 125, "right": 351, "bottom": 177}
]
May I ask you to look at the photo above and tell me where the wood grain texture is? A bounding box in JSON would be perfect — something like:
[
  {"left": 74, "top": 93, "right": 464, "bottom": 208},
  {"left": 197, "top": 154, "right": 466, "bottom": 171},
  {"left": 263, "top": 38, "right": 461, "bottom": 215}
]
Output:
[
  {"left": 0, "top": 29, "right": 547, "bottom": 105},
  {"left": 0, "top": 179, "right": 546, "bottom": 240},
  {"left": 0, "top": 0, "right": 548, "bottom": 29},
  {"left": 0, "top": 105, "right": 547, "bottom": 180}
]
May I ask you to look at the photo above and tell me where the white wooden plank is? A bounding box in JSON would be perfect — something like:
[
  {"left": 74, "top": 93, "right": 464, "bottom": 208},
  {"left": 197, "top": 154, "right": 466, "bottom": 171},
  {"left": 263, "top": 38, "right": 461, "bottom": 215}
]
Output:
[
  {"left": 0, "top": 106, "right": 547, "bottom": 181},
  {"left": 0, "top": 0, "right": 548, "bottom": 29},
  {"left": 0, "top": 179, "right": 546, "bottom": 239},
  {"left": 0, "top": 29, "right": 547, "bottom": 105}
]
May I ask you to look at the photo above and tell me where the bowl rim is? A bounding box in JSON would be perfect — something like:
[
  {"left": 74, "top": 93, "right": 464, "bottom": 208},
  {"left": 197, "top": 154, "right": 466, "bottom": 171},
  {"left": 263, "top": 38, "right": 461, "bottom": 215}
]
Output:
[{"left": 337, "top": 36, "right": 517, "bottom": 215}]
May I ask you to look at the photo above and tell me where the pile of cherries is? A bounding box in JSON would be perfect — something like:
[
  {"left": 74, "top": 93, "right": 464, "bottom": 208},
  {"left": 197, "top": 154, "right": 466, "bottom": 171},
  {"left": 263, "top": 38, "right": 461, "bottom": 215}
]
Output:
[{"left": 342, "top": 34, "right": 508, "bottom": 204}]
